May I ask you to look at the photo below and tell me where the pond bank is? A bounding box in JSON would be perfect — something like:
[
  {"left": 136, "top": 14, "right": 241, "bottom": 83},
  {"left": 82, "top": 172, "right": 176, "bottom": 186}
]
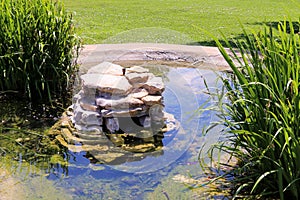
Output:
[{"left": 77, "top": 43, "right": 230, "bottom": 72}]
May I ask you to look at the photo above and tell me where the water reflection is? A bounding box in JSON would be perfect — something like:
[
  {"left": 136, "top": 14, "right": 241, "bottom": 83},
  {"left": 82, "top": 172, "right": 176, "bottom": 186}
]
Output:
[{"left": 0, "top": 64, "right": 223, "bottom": 199}]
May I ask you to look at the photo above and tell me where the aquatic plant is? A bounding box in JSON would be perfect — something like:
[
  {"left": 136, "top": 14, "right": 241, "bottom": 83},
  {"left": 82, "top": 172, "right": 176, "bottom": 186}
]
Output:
[
  {"left": 0, "top": 0, "right": 81, "bottom": 101},
  {"left": 201, "top": 20, "right": 300, "bottom": 199}
]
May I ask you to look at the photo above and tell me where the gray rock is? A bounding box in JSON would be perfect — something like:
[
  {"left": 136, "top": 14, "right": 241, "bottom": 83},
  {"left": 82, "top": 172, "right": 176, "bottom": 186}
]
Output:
[
  {"left": 96, "top": 97, "right": 143, "bottom": 109},
  {"left": 87, "top": 62, "right": 124, "bottom": 76},
  {"left": 81, "top": 74, "right": 133, "bottom": 95},
  {"left": 139, "top": 115, "right": 151, "bottom": 128},
  {"left": 77, "top": 96, "right": 98, "bottom": 112},
  {"left": 130, "top": 88, "right": 149, "bottom": 99},
  {"left": 80, "top": 102, "right": 98, "bottom": 112},
  {"left": 127, "top": 66, "right": 149, "bottom": 73},
  {"left": 125, "top": 73, "right": 152, "bottom": 85},
  {"left": 106, "top": 118, "right": 120, "bottom": 133},
  {"left": 141, "top": 95, "right": 163, "bottom": 106},
  {"left": 73, "top": 90, "right": 84, "bottom": 102},
  {"left": 149, "top": 104, "right": 164, "bottom": 122},
  {"left": 102, "top": 107, "right": 146, "bottom": 118},
  {"left": 143, "top": 77, "right": 165, "bottom": 94},
  {"left": 73, "top": 106, "right": 102, "bottom": 126}
]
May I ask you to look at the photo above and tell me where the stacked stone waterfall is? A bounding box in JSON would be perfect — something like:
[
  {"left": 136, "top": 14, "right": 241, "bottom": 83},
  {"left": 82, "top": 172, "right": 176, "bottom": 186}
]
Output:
[{"left": 71, "top": 62, "right": 166, "bottom": 148}]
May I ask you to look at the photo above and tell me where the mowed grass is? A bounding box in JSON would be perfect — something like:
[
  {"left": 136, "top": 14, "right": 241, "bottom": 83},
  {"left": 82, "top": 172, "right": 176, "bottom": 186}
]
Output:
[{"left": 63, "top": 0, "right": 299, "bottom": 45}]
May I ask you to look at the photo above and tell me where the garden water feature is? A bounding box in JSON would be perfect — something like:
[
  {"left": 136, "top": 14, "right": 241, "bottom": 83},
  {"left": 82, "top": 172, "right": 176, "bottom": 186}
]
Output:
[{"left": 0, "top": 44, "right": 229, "bottom": 199}]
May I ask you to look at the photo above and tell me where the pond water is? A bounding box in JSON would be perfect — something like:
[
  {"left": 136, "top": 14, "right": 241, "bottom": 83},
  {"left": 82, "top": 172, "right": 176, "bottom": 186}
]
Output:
[{"left": 0, "top": 64, "right": 226, "bottom": 199}]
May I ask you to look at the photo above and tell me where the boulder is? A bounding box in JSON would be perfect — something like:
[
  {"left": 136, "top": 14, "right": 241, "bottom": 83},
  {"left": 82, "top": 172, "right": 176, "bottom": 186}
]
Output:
[
  {"left": 141, "top": 95, "right": 163, "bottom": 106},
  {"left": 127, "top": 65, "right": 149, "bottom": 73},
  {"left": 106, "top": 118, "right": 120, "bottom": 133},
  {"left": 143, "top": 77, "right": 165, "bottom": 94},
  {"left": 96, "top": 97, "right": 143, "bottom": 109},
  {"left": 101, "top": 107, "right": 147, "bottom": 118},
  {"left": 139, "top": 115, "right": 151, "bottom": 128},
  {"left": 87, "top": 62, "right": 124, "bottom": 76},
  {"left": 73, "top": 106, "right": 102, "bottom": 126},
  {"left": 125, "top": 72, "right": 152, "bottom": 85},
  {"left": 80, "top": 102, "right": 98, "bottom": 112},
  {"left": 81, "top": 74, "right": 133, "bottom": 95},
  {"left": 130, "top": 88, "right": 149, "bottom": 99},
  {"left": 149, "top": 104, "right": 164, "bottom": 121}
]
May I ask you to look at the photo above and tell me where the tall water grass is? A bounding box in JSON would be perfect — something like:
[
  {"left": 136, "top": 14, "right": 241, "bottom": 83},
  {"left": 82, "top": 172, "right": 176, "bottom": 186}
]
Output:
[
  {"left": 202, "top": 20, "right": 300, "bottom": 199},
  {"left": 0, "top": 0, "right": 81, "bottom": 101}
]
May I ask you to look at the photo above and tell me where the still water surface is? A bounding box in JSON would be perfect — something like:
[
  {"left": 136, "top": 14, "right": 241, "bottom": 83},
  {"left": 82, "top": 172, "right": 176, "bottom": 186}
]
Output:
[{"left": 0, "top": 65, "right": 224, "bottom": 199}]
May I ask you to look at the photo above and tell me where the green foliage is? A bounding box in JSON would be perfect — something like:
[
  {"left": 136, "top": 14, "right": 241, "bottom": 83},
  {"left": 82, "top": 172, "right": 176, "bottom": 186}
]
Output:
[
  {"left": 203, "top": 20, "right": 300, "bottom": 199},
  {"left": 0, "top": 0, "right": 81, "bottom": 100}
]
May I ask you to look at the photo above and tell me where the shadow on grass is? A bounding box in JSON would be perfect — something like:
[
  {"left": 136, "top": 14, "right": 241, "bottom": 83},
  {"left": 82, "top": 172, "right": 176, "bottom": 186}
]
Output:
[
  {"left": 189, "top": 20, "right": 299, "bottom": 47},
  {"left": 187, "top": 33, "right": 247, "bottom": 48},
  {"left": 250, "top": 21, "right": 300, "bottom": 34}
]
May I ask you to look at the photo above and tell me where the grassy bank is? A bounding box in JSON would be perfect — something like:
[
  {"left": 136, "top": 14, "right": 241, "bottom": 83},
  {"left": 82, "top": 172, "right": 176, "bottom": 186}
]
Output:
[{"left": 63, "top": 0, "right": 299, "bottom": 45}]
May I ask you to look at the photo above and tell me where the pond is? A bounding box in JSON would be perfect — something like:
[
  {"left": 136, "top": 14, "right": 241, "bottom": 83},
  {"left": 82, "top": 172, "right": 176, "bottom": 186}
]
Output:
[{"left": 0, "top": 63, "right": 227, "bottom": 199}]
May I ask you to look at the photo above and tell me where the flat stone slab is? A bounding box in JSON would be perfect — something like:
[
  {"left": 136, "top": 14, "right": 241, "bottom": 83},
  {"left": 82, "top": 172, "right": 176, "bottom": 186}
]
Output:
[
  {"left": 129, "top": 89, "right": 149, "bottom": 99},
  {"left": 87, "top": 61, "right": 124, "bottom": 75},
  {"left": 127, "top": 66, "right": 149, "bottom": 73},
  {"left": 142, "top": 95, "right": 163, "bottom": 106},
  {"left": 81, "top": 73, "right": 133, "bottom": 95},
  {"left": 143, "top": 77, "right": 164, "bottom": 95},
  {"left": 101, "top": 107, "right": 146, "bottom": 118},
  {"left": 125, "top": 72, "right": 152, "bottom": 85},
  {"left": 96, "top": 96, "right": 144, "bottom": 109}
]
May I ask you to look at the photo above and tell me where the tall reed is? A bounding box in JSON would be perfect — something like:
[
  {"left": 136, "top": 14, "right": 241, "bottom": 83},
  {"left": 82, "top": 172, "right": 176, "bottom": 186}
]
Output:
[
  {"left": 0, "top": 0, "right": 81, "bottom": 101},
  {"left": 202, "top": 20, "right": 300, "bottom": 199}
]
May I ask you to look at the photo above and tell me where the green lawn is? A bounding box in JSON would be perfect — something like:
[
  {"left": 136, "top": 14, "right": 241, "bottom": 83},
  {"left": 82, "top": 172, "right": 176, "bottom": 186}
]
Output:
[{"left": 63, "top": 0, "right": 300, "bottom": 45}]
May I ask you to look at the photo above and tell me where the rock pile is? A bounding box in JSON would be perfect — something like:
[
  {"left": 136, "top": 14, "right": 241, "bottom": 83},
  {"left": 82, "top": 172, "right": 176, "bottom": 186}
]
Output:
[
  {"left": 72, "top": 62, "right": 165, "bottom": 135},
  {"left": 52, "top": 62, "right": 179, "bottom": 163}
]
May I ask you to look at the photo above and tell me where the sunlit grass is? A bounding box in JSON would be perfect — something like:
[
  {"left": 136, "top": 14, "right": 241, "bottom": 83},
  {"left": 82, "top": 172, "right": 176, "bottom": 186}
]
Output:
[{"left": 63, "top": 0, "right": 299, "bottom": 45}]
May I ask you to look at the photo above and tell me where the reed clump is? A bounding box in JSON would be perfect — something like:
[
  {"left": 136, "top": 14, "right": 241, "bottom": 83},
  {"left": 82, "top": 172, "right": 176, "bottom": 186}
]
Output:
[
  {"left": 0, "top": 0, "right": 81, "bottom": 101},
  {"left": 202, "top": 20, "right": 300, "bottom": 199}
]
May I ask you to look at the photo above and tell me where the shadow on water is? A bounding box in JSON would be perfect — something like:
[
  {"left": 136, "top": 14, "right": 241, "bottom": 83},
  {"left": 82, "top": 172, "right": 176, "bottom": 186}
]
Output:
[{"left": 0, "top": 64, "right": 230, "bottom": 199}]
